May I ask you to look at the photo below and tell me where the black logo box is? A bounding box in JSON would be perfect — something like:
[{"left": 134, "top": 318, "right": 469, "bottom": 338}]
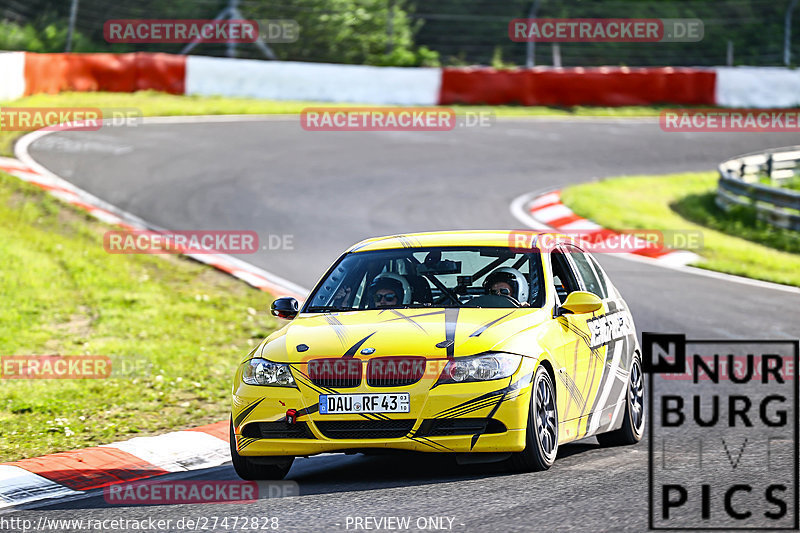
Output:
[{"left": 644, "top": 333, "right": 799, "bottom": 531}]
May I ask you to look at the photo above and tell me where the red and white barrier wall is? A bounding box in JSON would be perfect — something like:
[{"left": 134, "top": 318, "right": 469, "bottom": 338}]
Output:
[
  {"left": 186, "top": 56, "right": 443, "bottom": 105},
  {"left": 440, "top": 66, "right": 717, "bottom": 107},
  {"left": 0, "top": 52, "right": 25, "bottom": 100},
  {"left": 2, "top": 51, "right": 800, "bottom": 107}
]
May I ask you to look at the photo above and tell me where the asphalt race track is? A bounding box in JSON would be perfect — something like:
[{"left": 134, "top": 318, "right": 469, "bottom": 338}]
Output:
[{"left": 13, "top": 117, "right": 800, "bottom": 531}]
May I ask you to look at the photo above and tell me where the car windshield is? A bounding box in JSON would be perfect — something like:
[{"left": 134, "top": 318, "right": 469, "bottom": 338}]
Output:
[{"left": 304, "top": 246, "right": 544, "bottom": 311}]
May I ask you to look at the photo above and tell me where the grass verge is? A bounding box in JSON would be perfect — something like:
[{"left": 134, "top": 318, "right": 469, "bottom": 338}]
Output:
[
  {"left": 0, "top": 90, "right": 675, "bottom": 157},
  {"left": 0, "top": 171, "right": 279, "bottom": 461},
  {"left": 560, "top": 172, "right": 800, "bottom": 287}
]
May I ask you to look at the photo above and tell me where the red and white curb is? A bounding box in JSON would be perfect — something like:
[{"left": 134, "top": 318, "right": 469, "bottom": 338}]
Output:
[
  {"left": 0, "top": 124, "right": 309, "bottom": 510},
  {"left": 510, "top": 188, "right": 800, "bottom": 295},
  {"left": 0, "top": 421, "right": 229, "bottom": 509},
  {"left": 510, "top": 189, "right": 700, "bottom": 266}
]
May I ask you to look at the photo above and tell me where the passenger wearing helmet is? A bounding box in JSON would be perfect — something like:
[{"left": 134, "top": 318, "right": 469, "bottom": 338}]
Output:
[
  {"left": 368, "top": 273, "right": 410, "bottom": 309},
  {"left": 483, "top": 267, "right": 530, "bottom": 307}
]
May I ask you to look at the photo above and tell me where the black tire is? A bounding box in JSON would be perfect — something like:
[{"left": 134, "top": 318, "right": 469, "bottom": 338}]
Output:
[
  {"left": 230, "top": 418, "right": 294, "bottom": 480},
  {"left": 508, "top": 365, "right": 558, "bottom": 472},
  {"left": 597, "top": 354, "right": 645, "bottom": 447}
]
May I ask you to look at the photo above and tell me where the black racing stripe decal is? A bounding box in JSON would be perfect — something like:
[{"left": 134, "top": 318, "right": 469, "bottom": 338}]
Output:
[
  {"left": 386, "top": 309, "right": 427, "bottom": 332},
  {"left": 444, "top": 308, "right": 459, "bottom": 358},
  {"left": 444, "top": 388, "right": 526, "bottom": 421},
  {"left": 470, "top": 387, "right": 510, "bottom": 451},
  {"left": 468, "top": 312, "right": 513, "bottom": 338},
  {"left": 469, "top": 433, "right": 481, "bottom": 450},
  {"left": 557, "top": 371, "right": 586, "bottom": 414},
  {"left": 237, "top": 437, "right": 258, "bottom": 451},
  {"left": 342, "top": 332, "right": 376, "bottom": 358},
  {"left": 435, "top": 370, "right": 533, "bottom": 418},
  {"left": 325, "top": 315, "right": 348, "bottom": 346},
  {"left": 436, "top": 391, "right": 508, "bottom": 418},
  {"left": 434, "top": 389, "right": 505, "bottom": 418},
  {"left": 585, "top": 335, "right": 626, "bottom": 436},
  {"left": 440, "top": 397, "right": 505, "bottom": 419},
  {"left": 560, "top": 317, "right": 605, "bottom": 365},
  {"left": 407, "top": 435, "right": 452, "bottom": 451},
  {"left": 234, "top": 398, "right": 266, "bottom": 427},
  {"left": 577, "top": 335, "right": 608, "bottom": 422}
]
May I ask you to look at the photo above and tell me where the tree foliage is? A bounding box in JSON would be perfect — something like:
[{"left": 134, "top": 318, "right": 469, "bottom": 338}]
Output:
[{"left": 0, "top": 0, "right": 798, "bottom": 66}]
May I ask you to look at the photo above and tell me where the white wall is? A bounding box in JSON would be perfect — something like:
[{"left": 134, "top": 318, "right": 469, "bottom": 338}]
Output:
[
  {"left": 186, "top": 56, "right": 442, "bottom": 106},
  {"left": 0, "top": 52, "right": 26, "bottom": 101},
  {"left": 716, "top": 67, "right": 800, "bottom": 108}
]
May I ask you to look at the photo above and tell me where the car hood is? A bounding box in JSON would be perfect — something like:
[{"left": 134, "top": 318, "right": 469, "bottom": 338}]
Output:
[{"left": 255, "top": 307, "right": 550, "bottom": 363}]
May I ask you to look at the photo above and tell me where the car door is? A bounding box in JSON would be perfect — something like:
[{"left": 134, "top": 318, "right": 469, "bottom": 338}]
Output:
[
  {"left": 548, "top": 246, "right": 593, "bottom": 436},
  {"left": 551, "top": 245, "right": 608, "bottom": 438},
  {"left": 579, "top": 250, "right": 638, "bottom": 437}
]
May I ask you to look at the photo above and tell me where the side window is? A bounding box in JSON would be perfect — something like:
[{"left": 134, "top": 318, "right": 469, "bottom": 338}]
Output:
[
  {"left": 587, "top": 254, "right": 610, "bottom": 299},
  {"left": 565, "top": 245, "right": 606, "bottom": 299},
  {"left": 550, "top": 249, "right": 581, "bottom": 304}
]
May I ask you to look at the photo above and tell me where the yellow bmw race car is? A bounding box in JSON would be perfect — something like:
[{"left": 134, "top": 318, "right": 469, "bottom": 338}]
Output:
[{"left": 230, "top": 231, "right": 644, "bottom": 479}]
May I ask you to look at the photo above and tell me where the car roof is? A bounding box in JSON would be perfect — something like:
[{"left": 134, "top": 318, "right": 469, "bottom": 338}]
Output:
[{"left": 347, "top": 230, "right": 572, "bottom": 252}]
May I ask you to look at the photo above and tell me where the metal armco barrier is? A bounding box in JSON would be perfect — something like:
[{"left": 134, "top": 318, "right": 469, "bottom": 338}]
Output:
[{"left": 717, "top": 146, "right": 800, "bottom": 231}]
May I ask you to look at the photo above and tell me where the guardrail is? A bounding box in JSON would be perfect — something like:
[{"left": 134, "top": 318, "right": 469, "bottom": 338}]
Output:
[{"left": 717, "top": 146, "right": 800, "bottom": 231}]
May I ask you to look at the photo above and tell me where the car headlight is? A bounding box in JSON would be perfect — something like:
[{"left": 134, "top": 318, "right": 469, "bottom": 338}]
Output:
[
  {"left": 242, "top": 358, "right": 296, "bottom": 387},
  {"left": 437, "top": 352, "right": 522, "bottom": 384}
]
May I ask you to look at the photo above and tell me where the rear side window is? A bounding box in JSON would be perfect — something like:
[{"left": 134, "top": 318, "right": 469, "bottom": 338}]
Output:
[
  {"left": 565, "top": 245, "right": 606, "bottom": 299},
  {"left": 587, "top": 254, "right": 610, "bottom": 299}
]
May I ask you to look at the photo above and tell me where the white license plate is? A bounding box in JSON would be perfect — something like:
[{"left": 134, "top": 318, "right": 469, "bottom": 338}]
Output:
[{"left": 319, "top": 393, "right": 410, "bottom": 414}]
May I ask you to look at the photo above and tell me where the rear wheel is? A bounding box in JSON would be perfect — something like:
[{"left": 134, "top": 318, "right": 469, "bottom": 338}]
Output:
[
  {"left": 229, "top": 418, "right": 294, "bottom": 480},
  {"left": 597, "top": 354, "right": 645, "bottom": 446},
  {"left": 508, "top": 365, "right": 558, "bottom": 472}
]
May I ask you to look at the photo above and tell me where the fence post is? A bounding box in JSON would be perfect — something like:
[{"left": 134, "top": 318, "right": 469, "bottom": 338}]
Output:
[
  {"left": 525, "top": 0, "right": 543, "bottom": 68},
  {"left": 387, "top": 0, "right": 395, "bottom": 54},
  {"left": 785, "top": 0, "right": 798, "bottom": 66},
  {"left": 65, "top": 0, "right": 79, "bottom": 53},
  {"left": 767, "top": 153, "right": 774, "bottom": 184}
]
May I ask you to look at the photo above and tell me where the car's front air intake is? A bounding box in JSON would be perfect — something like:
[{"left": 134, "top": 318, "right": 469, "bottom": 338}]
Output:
[
  {"left": 315, "top": 419, "right": 415, "bottom": 439},
  {"left": 307, "top": 358, "right": 362, "bottom": 388}
]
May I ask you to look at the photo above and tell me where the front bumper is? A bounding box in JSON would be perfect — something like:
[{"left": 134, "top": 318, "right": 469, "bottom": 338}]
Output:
[{"left": 231, "top": 357, "right": 536, "bottom": 456}]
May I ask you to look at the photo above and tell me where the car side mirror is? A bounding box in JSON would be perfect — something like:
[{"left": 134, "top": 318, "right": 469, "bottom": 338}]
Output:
[
  {"left": 271, "top": 297, "right": 299, "bottom": 320},
  {"left": 557, "top": 291, "right": 602, "bottom": 316}
]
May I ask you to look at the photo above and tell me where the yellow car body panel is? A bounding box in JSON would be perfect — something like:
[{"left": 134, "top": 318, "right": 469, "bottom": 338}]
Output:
[{"left": 231, "top": 231, "right": 639, "bottom": 457}]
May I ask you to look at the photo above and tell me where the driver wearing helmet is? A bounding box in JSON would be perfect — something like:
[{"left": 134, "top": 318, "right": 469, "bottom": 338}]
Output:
[
  {"left": 368, "top": 273, "right": 410, "bottom": 309},
  {"left": 483, "top": 267, "right": 530, "bottom": 307}
]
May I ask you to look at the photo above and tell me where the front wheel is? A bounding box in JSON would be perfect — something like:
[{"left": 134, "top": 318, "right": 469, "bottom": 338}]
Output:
[
  {"left": 230, "top": 418, "right": 294, "bottom": 480},
  {"left": 597, "top": 354, "right": 645, "bottom": 446},
  {"left": 508, "top": 365, "right": 558, "bottom": 472}
]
